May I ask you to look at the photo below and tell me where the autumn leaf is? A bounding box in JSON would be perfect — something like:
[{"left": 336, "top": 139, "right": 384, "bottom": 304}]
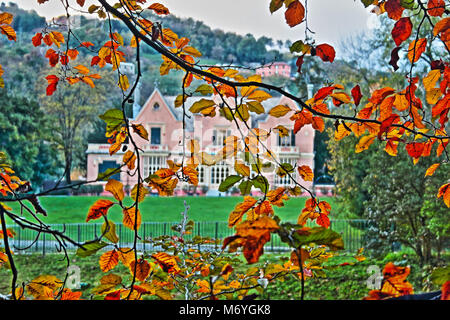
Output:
[
  {"left": 105, "top": 179, "right": 124, "bottom": 202},
  {"left": 428, "top": 0, "right": 445, "bottom": 17},
  {"left": 86, "top": 199, "right": 115, "bottom": 222},
  {"left": 405, "top": 142, "right": 425, "bottom": 158},
  {"left": 131, "top": 183, "right": 148, "bottom": 203},
  {"left": 101, "top": 220, "right": 119, "bottom": 243},
  {"left": 297, "top": 165, "right": 314, "bottom": 182},
  {"left": 129, "top": 259, "right": 152, "bottom": 281},
  {"left": 99, "top": 249, "right": 119, "bottom": 272},
  {"left": 268, "top": 105, "right": 291, "bottom": 118},
  {"left": 152, "top": 252, "right": 180, "bottom": 274},
  {"left": 408, "top": 38, "right": 427, "bottom": 63},
  {"left": 351, "top": 85, "right": 363, "bottom": 107},
  {"left": 285, "top": 0, "right": 305, "bottom": 28},
  {"left": 123, "top": 150, "right": 137, "bottom": 170},
  {"left": 45, "top": 75, "right": 59, "bottom": 96},
  {"left": 384, "top": 0, "right": 404, "bottom": 20},
  {"left": 123, "top": 207, "right": 142, "bottom": 230},
  {"left": 437, "top": 183, "right": 450, "bottom": 207},
  {"left": 425, "top": 163, "right": 440, "bottom": 177},
  {"left": 315, "top": 44, "right": 335, "bottom": 63},
  {"left": 391, "top": 17, "right": 412, "bottom": 46},
  {"left": 355, "top": 135, "right": 376, "bottom": 153},
  {"left": 149, "top": 3, "right": 170, "bottom": 15}
]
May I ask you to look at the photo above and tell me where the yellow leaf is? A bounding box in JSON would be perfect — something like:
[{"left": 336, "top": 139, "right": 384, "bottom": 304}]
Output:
[
  {"left": 355, "top": 135, "right": 376, "bottom": 153},
  {"left": 105, "top": 179, "right": 124, "bottom": 201},
  {"left": 118, "top": 74, "right": 129, "bottom": 91},
  {"left": 73, "top": 64, "right": 90, "bottom": 75},
  {"left": 131, "top": 183, "right": 148, "bottom": 203},
  {"left": 123, "top": 150, "right": 137, "bottom": 170},
  {"left": 183, "top": 46, "right": 202, "bottom": 57},
  {"left": 268, "top": 105, "right": 291, "bottom": 118},
  {"left": 247, "top": 90, "right": 272, "bottom": 102},
  {"left": 423, "top": 69, "right": 441, "bottom": 91},
  {"left": 235, "top": 161, "right": 250, "bottom": 176}
]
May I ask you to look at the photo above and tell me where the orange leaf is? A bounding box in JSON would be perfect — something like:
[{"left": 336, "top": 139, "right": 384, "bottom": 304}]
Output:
[
  {"left": 297, "top": 165, "right": 314, "bottom": 181},
  {"left": 105, "top": 179, "right": 124, "bottom": 202},
  {"left": 425, "top": 163, "right": 440, "bottom": 177},
  {"left": 123, "top": 207, "right": 142, "bottom": 230},
  {"left": 285, "top": 0, "right": 305, "bottom": 28},
  {"left": 123, "top": 150, "right": 137, "bottom": 170},
  {"left": 437, "top": 183, "right": 450, "bottom": 207},
  {"left": 129, "top": 259, "right": 151, "bottom": 281},
  {"left": 99, "top": 249, "right": 119, "bottom": 272},
  {"left": 148, "top": 3, "right": 170, "bottom": 15},
  {"left": 408, "top": 38, "right": 427, "bottom": 63},
  {"left": 428, "top": 0, "right": 445, "bottom": 17},
  {"left": 86, "top": 199, "right": 114, "bottom": 222},
  {"left": 152, "top": 252, "right": 180, "bottom": 274}
]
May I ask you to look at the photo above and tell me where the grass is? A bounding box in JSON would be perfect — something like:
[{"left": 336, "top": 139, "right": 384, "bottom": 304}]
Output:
[
  {"left": 5, "top": 195, "right": 338, "bottom": 225},
  {"left": 0, "top": 251, "right": 442, "bottom": 300}
]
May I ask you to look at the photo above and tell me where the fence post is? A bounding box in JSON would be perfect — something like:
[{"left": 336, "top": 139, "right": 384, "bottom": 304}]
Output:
[
  {"left": 42, "top": 233, "right": 46, "bottom": 256},
  {"left": 215, "top": 222, "right": 218, "bottom": 251},
  {"left": 77, "top": 224, "right": 81, "bottom": 243},
  {"left": 143, "top": 223, "right": 146, "bottom": 251}
]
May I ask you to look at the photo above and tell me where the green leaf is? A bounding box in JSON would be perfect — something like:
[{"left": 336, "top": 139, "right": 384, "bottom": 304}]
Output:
[
  {"left": 76, "top": 240, "right": 108, "bottom": 257},
  {"left": 400, "top": 0, "right": 415, "bottom": 9},
  {"left": 239, "top": 180, "right": 253, "bottom": 195},
  {"left": 218, "top": 175, "right": 243, "bottom": 192},
  {"left": 101, "top": 221, "right": 119, "bottom": 243},
  {"left": 430, "top": 266, "right": 450, "bottom": 286},
  {"left": 276, "top": 163, "right": 294, "bottom": 178},
  {"left": 293, "top": 227, "right": 344, "bottom": 250},
  {"left": 290, "top": 40, "right": 306, "bottom": 53},
  {"left": 97, "top": 167, "right": 121, "bottom": 181},
  {"left": 269, "top": 0, "right": 284, "bottom": 13},
  {"left": 99, "top": 109, "right": 125, "bottom": 133},
  {"left": 360, "top": 0, "right": 374, "bottom": 7},
  {"left": 195, "top": 84, "right": 213, "bottom": 95},
  {"left": 252, "top": 175, "right": 269, "bottom": 194},
  {"left": 246, "top": 101, "right": 265, "bottom": 114}
]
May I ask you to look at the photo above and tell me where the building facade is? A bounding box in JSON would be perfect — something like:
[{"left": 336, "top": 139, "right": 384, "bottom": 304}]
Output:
[
  {"left": 86, "top": 87, "right": 316, "bottom": 195},
  {"left": 256, "top": 62, "right": 292, "bottom": 78}
]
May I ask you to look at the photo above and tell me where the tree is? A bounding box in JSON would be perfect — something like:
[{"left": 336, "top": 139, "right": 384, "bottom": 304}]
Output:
[
  {"left": 0, "top": 0, "right": 448, "bottom": 301},
  {"left": 39, "top": 66, "right": 116, "bottom": 184},
  {"left": 0, "top": 89, "right": 60, "bottom": 187}
]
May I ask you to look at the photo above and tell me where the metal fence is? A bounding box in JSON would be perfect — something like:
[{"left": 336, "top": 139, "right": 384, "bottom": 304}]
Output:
[{"left": 7, "top": 219, "right": 369, "bottom": 255}]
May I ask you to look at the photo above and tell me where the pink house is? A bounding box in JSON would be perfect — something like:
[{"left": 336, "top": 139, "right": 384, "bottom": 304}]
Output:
[
  {"left": 86, "top": 87, "right": 315, "bottom": 196},
  {"left": 256, "top": 62, "right": 292, "bottom": 78}
]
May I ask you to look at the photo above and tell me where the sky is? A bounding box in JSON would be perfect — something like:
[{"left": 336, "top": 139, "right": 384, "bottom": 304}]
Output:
[{"left": 12, "top": 0, "right": 377, "bottom": 54}]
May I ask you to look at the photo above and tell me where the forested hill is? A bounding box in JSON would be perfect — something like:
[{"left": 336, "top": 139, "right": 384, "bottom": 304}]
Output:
[{"left": 0, "top": 2, "right": 289, "bottom": 64}]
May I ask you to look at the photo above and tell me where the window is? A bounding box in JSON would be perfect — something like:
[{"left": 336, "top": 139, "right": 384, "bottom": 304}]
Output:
[
  {"left": 99, "top": 161, "right": 120, "bottom": 180},
  {"left": 198, "top": 166, "right": 205, "bottom": 184},
  {"left": 278, "top": 129, "right": 295, "bottom": 147},
  {"left": 211, "top": 162, "right": 230, "bottom": 185},
  {"left": 151, "top": 127, "right": 161, "bottom": 145},
  {"left": 143, "top": 155, "right": 166, "bottom": 178},
  {"left": 275, "top": 157, "right": 297, "bottom": 186},
  {"left": 153, "top": 103, "right": 160, "bottom": 110},
  {"left": 212, "top": 129, "right": 230, "bottom": 146}
]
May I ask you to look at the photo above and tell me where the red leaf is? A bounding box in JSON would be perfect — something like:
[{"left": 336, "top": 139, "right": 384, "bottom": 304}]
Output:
[
  {"left": 45, "top": 75, "right": 59, "bottom": 96},
  {"left": 316, "top": 213, "right": 330, "bottom": 228},
  {"left": 76, "top": 0, "right": 85, "bottom": 7},
  {"left": 285, "top": 0, "right": 305, "bottom": 28},
  {"left": 314, "top": 86, "right": 335, "bottom": 101},
  {"left": 351, "top": 85, "right": 363, "bottom": 107},
  {"left": 86, "top": 199, "right": 115, "bottom": 222},
  {"left": 378, "top": 114, "right": 400, "bottom": 139},
  {"left": 32, "top": 32, "right": 43, "bottom": 47},
  {"left": 389, "top": 46, "right": 402, "bottom": 71},
  {"left": 392, "top": 17, "right": 412, "bottom": 46},
  {"left": 405, "top": 142, "right": 425, "bottom": 158},
  {"left": 385, "top": 0, "right": 404, "bottom": 20},
  {"left": 315, "top": 44, "right": 335, "bottom": 63},
  {"left": 296, "top": 55, "right": 304, "bottom": 74},
  {"left": 428, "top": 0, "right": 445, "bottom": 17}
]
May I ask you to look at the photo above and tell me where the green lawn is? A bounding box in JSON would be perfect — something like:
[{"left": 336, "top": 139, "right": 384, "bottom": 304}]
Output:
[{"left": 5, "top": 195, "right": 338, "bottom": 225}]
